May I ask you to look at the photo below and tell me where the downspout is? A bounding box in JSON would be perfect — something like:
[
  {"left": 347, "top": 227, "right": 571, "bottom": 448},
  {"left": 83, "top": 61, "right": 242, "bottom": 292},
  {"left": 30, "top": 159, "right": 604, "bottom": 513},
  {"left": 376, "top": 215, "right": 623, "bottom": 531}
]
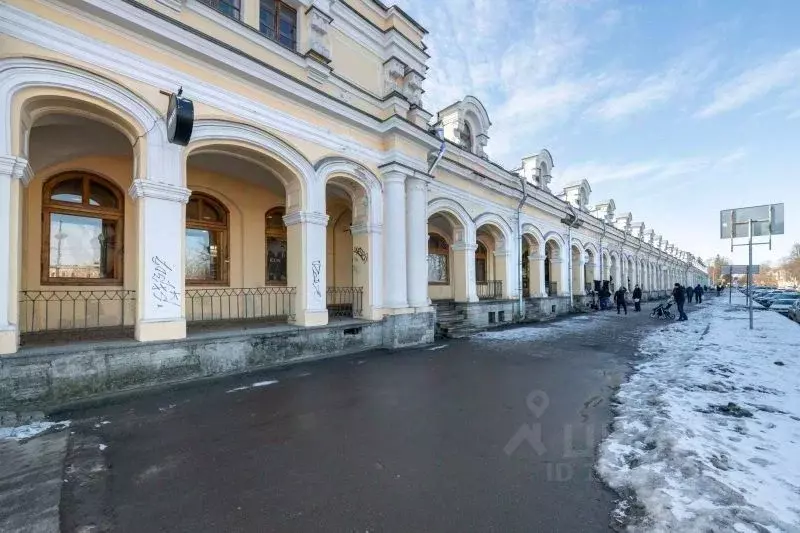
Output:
[
  {"left": 516, "top": 174, "right": 527, "bottom": 320},
  {"left": 599, "top": 220, "right": 607, "bottom": 285},
  {"left": 565, "top": 204, "right": 581, "bottom": 310},
  {"left": 427, "top": 124, "right": 446, "bottom": 175}
]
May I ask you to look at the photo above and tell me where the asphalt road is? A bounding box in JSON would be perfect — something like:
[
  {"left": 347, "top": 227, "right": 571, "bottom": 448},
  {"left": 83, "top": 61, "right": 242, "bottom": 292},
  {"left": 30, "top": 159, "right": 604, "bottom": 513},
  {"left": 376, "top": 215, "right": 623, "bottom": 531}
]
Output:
[{"left": 58, "top": 303, "right": 693, "bottom": 533}]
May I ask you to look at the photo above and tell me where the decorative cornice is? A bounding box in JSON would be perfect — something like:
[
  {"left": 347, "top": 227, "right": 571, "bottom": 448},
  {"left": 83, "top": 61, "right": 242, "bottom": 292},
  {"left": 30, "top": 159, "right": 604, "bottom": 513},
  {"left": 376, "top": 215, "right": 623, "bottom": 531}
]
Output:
[
  {"left": 283, "top": 210, "right": 330, "bottom": 227},
  {"left": 0, "top": 155, "right": 34, "bottom": 186},
  {"left": 350, "top": 223, "right": 382, "bottom": 235},
  {"left": 451, "top": 242, "right": 477, "bottom": 252},
  {"left": 128, "top": 179, "right": 191, "bottom": 203}
]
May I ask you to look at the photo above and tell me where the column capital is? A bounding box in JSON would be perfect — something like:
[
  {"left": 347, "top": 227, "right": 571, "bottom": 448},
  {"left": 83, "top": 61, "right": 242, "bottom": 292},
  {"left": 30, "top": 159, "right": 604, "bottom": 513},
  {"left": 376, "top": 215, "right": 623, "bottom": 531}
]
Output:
[
  {"left": 350, "top": 223, "right": 382, "bottom": 235},
  {"left": 129, "top": 179, "right": 191, "bottom": 203},
  {"left": 493, "top": 250, "right": 512, "bottom": 258},
  {"left": 452, "top": 242, "right": 477, "bottom": 252},
  {"left": 405, "top": 176, "right": 428, "bottom": 192},
  {"left": 0, "top": 155, "right": 33, "bottom": 186},
  {"left": 529, "top": 253, "right": 545, "bottom": 261},
  {"left": 283, "top": 210, "right": 330, "bottom": 227}
]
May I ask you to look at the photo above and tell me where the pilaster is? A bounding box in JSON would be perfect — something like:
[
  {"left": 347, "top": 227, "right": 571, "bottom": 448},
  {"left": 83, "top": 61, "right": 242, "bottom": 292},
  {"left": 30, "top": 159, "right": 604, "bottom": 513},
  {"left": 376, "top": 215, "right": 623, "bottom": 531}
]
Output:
[{"left": 284, "top": 210, "right": 330, "bottom": 326}]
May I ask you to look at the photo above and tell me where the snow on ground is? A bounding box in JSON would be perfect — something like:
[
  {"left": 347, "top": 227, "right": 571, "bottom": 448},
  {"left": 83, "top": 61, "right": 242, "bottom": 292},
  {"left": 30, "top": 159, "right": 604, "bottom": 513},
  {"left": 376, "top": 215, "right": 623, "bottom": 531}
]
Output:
[
  {"left": 472, "top": 313, "right": 602, "bottom": 342},
  {"left": 0, "top": 420, "right": 70, "bottom": 441},
  {"left": 225, "top": 379, "right": 279, "bottom": 393},
  {"left": 598, "top": 293, "right": 800, "bottom": 532}
]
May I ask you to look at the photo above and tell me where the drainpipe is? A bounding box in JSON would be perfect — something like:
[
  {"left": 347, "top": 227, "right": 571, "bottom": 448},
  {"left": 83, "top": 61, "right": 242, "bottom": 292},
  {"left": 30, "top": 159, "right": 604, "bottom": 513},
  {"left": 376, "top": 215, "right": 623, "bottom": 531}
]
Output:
[
  {"left": 516, "top": 174, "right": 528, "bottom": 320},
  {"left": 427, "top": 124, "right": 446, "bottom": 175},
  {"left": 565, "top": 204, "right": 581, "bottom": 311},
  {"left": 599, "top": 220, "right": 607, "bottom": 286}
]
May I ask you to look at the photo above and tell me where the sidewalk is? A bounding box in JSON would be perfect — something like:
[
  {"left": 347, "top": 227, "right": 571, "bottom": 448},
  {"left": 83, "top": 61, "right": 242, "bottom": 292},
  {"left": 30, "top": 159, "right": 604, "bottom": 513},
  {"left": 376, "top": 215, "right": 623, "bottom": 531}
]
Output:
[
  {"left": 598, "top": 292, "right": 800, "bottom": 532},
  {"left": 0, "top": 421, "right": 70, "bottom": 533}
]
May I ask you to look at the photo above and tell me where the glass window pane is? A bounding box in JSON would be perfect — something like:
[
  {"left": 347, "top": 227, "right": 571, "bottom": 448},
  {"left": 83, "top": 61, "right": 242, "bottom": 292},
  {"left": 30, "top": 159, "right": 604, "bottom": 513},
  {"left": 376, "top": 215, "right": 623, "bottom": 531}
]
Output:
[
  {"left": 186, "top": 199, "right": 200, "bottom": 221},
  {"left": 50, "top": 178, "right": 83, "bottom": 204},
  {"left": 88, "top": 181, "right": 118, "bottom": 208},
  {"left": 260, "top": 0, "right": 276, "bottom": 35},
  {"left": 49, "top": 213, "right": 116, "bottom": 279},
  {"left": 266, "top": 237, "right": 287, "bottom": 283},
  {"left": 475, "top": 259, "right": 487, "bottom": 283},
  {"left": 185, "top": 228, "right": 222, "bottom": 281},
  {"left": 200, "top": 200, "right": 224, "bottom": 223},
  {"left": 265, "top": 208, "right": 285, "bottom": 231},
  {"left": 428, "top": 254, "right": 448, "bottom": 283}
]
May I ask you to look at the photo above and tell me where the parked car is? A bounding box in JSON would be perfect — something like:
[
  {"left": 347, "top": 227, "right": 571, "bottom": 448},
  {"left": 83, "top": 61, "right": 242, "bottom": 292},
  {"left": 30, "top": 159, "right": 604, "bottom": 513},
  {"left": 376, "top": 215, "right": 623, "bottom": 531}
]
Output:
[
  {"left": 789, "top": 300, "right": 800, "bottom": 323},
  {"left": 770, "top": 298, "right": 798, "bottom": 316}
]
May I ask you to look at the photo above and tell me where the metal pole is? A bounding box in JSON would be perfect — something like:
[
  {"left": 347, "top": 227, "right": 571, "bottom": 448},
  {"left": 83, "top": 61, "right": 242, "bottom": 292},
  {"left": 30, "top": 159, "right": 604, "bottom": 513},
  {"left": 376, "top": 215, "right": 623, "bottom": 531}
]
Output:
[
  {"left": 729, "top": 265, "right": 732, "bottom": 305},
  {"left": 748, "top": 219, "right": 754, "bottom": 330}
]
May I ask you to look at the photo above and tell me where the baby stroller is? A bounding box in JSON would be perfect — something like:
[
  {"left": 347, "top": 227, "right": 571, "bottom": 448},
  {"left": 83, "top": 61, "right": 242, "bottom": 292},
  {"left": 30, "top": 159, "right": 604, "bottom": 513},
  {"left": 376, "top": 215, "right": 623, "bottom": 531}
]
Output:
[{"left": 650, "top": 298, "right": 675, "bottom": 320}]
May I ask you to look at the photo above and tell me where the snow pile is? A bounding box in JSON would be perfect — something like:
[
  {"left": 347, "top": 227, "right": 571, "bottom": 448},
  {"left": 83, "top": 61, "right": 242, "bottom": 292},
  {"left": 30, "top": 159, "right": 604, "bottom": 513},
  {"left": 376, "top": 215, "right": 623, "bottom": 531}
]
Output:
[
  {"left": 598, "top": 294, "right": 800, "bottom": 532},
  {"left": 0, "top": 420, "right": 70, "bottom": 441},
  {"left": 226, "top": 379, "right": 279, "bottom": 393},
  {"left": 472, "top": 313, "right": 602, "bottom": 342}
]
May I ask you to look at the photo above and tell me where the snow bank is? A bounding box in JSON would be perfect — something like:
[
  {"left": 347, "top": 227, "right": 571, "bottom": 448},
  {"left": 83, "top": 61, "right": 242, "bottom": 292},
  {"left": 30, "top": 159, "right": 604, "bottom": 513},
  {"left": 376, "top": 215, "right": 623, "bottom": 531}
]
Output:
[
  {"left": 597, "top": 294, "right": 800, "bottom": 532},
  {"left": 0, "top": 420, "right": 70, "bottom": 441}
]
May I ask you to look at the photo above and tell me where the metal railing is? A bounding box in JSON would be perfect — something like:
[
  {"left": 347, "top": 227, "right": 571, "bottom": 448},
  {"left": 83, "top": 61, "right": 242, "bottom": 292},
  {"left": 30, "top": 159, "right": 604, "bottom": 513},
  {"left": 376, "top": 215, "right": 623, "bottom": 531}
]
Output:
[
  {"left": 185, "top": 287, "right": 295, "bottom": 324},
  {"left": 477, "top": 280, "right": 503, "bottom": 300},
  {"left": 327, "top": 287, "right": 363, "bottom": 319},
  {"left": 197, "top": 0, "right": 241, "bottom": 20},
  {"left": 19, "top": 290, "right": 136, "bottom": 342}
]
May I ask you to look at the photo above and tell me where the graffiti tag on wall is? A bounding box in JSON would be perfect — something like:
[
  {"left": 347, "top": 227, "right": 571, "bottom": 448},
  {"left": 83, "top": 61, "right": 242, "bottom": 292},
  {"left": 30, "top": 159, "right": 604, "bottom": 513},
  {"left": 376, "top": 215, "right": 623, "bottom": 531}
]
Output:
[
  {"left": 311, "top": 260, "right": 322, "bottom": 298},
  {"left": 353, "top": 246, "right": 368, "bottom": 263},
  {"left": 151, "top": 256, "right": 180, "bottom": 308}
]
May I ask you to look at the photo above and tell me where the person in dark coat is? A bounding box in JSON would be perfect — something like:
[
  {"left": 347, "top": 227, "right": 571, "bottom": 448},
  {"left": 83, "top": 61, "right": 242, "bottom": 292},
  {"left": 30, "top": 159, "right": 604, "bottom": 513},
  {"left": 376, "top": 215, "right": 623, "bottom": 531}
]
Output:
[
  {"left": 686, "top": 284, "right": 694, "bottom": 303},
  {"left": 673, "top": 283, "right": 688, "bottom": 321},
  {"left": 694, "top": 284, "right": 703, "bottom": 303},
  {"left": 614, "top": 286, "right": 628, "bottom": 315},
  {"left": 632, "top": 284, "right": 643, "bottom": 312}
]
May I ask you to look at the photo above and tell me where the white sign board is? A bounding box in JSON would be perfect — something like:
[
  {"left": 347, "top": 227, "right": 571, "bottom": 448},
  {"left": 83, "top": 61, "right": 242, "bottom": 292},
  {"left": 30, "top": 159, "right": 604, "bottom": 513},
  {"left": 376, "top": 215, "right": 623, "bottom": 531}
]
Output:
[
  {"left": 720, "top": 204, "right": 784, "bottom": 238},
  {"left": 727, "top": 265, "right": 760, "bottom": 275}
]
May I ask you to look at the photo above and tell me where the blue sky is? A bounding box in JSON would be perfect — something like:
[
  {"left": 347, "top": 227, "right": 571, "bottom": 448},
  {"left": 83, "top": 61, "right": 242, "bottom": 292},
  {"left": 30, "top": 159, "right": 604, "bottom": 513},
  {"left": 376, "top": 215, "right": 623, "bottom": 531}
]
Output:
[{"left": 395, "top": 0, "right": 799, "bottom": 265}]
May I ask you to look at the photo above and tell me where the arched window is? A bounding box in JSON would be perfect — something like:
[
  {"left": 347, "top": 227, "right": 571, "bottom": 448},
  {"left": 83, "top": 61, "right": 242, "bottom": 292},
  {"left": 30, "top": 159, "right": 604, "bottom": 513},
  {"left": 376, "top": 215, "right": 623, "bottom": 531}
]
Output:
[
  {"left": 475, "top": 242, "right": 488, "bottom": 283},
  {"left": 185, "top": 193, "right": 228, "bottom": 284},
  {"left": 42, "top": 172, "right": 124, "bottom": 284},
  {"left": 265, "top": 207, "right": 287, "bottom": 285},
  {"left": 460, "top": 121, "right": 473, "bottom": 152},
  {"left": 427, "top": 233, "right": 449, "bottom": 284}
]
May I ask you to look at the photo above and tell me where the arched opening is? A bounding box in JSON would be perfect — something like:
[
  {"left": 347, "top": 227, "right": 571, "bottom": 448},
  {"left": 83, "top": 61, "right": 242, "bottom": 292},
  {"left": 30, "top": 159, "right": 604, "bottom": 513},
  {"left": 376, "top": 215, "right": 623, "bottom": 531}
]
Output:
[
  {"left": 20, "top": 105, "right": 138, "bottom": 343},
  {"left": 184, "top": 140, "right": 301, "bottom": 325},
  {"left": 460, "top": 121, "right": 473, "bottom": 152},
  {"left": 427, "top": 213, "right": 459, "bottom": 301},
  {"left": 476, "top": 223, "right": 507, "bottom": 300},
  {"left": 324, "top": 175, "right": 367, "bottom": 319},
  {"left": 584, "top": 248, "right": 596, "bottom": 293},
  {"left": 522, "top": 233, "right": 543, "bottom": 298},
  {"left": 626, "top": 257, "right": 635, "bottom": 290},
  {"left": 610, "top": 254, "right": 619, "bottom": 291},
  {"left": 545, "top": 239, "right": 563, "bottom": 296}
]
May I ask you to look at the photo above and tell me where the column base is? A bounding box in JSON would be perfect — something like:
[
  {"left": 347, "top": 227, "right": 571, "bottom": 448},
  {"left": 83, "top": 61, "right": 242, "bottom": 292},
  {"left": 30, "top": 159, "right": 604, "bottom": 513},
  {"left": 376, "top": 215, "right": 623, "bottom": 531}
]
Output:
[
  {"left": 291, "top": 309, "right": 329, "bottom": 327},
  {"left": 0, "top": 326, "right": 19, "bottom": 355},
  {"left": 135, "top": 319, "right": 186, "bottom": 342},
  {"left": 381, "top": 306, "right": 415, "bottom": 316}
]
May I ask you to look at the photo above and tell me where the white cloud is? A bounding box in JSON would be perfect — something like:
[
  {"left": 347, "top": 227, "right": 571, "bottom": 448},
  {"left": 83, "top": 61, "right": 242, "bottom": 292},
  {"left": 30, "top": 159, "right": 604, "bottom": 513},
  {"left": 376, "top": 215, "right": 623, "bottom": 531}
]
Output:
[
  {"left": 696, "top": 48, "right": 800, "bottom": 118},
  {"left": 554, "top": 148, "right": 748, "bottom": 190}
]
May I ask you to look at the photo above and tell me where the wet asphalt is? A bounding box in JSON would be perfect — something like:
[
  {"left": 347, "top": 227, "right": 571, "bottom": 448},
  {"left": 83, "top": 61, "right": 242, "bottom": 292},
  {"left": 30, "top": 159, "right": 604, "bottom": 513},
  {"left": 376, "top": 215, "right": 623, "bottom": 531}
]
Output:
[{"left": 58, "top": 302, "right": 700, "bottom": 533}]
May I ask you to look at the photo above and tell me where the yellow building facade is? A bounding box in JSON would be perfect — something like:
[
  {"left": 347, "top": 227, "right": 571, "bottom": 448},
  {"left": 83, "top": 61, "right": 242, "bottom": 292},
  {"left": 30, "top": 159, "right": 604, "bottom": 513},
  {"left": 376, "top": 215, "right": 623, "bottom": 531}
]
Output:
[{"left": 0, "top": 0, "right": 707, "bottom": 357}]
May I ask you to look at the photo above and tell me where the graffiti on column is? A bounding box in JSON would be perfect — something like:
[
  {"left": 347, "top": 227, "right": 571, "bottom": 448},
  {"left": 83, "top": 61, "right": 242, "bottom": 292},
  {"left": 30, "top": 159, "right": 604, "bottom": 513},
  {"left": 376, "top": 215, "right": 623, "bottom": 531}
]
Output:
[
  {"left": 353, "top": 246, "right": 368, "bottom": 263},
  {"left": 311, "top": 260, "right": 322, "bottom": 298},
  {"left": 151, "top": 256, "right": 180, "bottom": 308}
]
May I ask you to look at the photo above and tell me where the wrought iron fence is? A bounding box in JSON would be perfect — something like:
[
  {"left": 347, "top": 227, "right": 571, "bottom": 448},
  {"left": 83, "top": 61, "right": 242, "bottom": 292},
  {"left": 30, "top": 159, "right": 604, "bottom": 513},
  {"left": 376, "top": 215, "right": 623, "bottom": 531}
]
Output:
[
  {"left": 185, "top": 287, "right": 295, "bottom": 324},
  {"left": 19, "top": 290, "right": 136, "bottom": 342},
  {"left": 327, "top": 287, "right": 363, "bottom": 319},
  {"left": 477, "top": 280, "right": 503, "bottom": 300}
]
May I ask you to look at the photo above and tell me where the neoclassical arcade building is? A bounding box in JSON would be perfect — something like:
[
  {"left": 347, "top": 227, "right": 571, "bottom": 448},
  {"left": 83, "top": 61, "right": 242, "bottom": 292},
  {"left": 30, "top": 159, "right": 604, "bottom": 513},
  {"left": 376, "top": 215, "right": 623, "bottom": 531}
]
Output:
[{"left": 0, "top": 0, "right": 706, "bottom": 377}]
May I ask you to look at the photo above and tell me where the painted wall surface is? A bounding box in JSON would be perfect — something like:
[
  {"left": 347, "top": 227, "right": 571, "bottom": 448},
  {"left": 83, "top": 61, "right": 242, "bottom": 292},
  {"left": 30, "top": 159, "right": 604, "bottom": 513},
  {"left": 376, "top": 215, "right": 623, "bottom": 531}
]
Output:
[{"left": 326, "top": 202, "right": 354, "bottom": 288}]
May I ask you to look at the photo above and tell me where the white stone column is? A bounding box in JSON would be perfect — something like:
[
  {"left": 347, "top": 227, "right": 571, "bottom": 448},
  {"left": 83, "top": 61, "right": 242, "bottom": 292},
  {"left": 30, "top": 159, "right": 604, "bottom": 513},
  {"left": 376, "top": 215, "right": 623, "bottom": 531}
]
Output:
[
  {"left": 452, "top": 242, "right": 479, "bottom": 302},
  {"left": 129, "top": 179, "right": 192, "bottom": 342},
  {"left": 0, "top": 156, "right": 31, "bottom": 354},
  {"left": 351, "top": 223, "right": 382, "bottom": 320},
  {"left": 572, "top": 252, "right": 585, "bottom": 295},
  {"left": 530, "top": 253, "right": 546, "bottom": 297},
  {"left": 382, "top": 170, "right": 408, "bottom": 309},
  {"left": 285, "top": 211, "right": 330, "bottom": 326},
  {"left": 555, "top": 258, "right": 568, "bottom": 296},
  {"left": 405, "top": 176, "right": 429, "bottom": 308}
]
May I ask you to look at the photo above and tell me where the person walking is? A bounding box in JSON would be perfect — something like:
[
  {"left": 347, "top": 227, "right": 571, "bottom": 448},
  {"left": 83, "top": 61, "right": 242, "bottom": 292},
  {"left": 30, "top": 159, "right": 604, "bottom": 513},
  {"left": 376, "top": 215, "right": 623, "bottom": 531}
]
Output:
[
  {"left": 694, "top": 284, "right": 703, "bottom": 304},
  {"left": 632, "top": 284, "right": 642, "bottom": 312},
  {"left": 615, "top": 286, "right": 628, "bottom": 315},
  {"left": 673, "top": 283, "right": 688, "bottom": 321},
  {"left": 686, "top": 285, "right": 693, "bottom": 304}
]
